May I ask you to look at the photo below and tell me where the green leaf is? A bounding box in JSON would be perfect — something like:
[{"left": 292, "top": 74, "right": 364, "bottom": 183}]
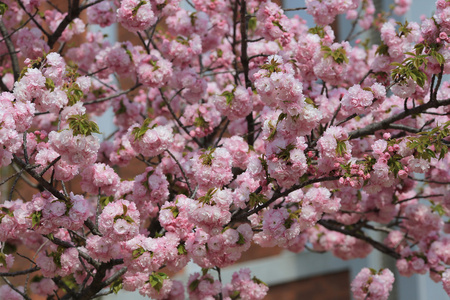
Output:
[
  {"left": 431, "top": 203, "right": 445, "bottom": 217},
  {"left": 132, "top": 247, "right": 145, "bottom": 259},
  {"left": 189, "top": 279, "right": 200, "bottom": 291},
  {"left": 248, "top": 16, "right": 257, "bottom": 31},
  {"left": 163, "top": 205, "right": 179, "bottom": 218},
  {"left": 230, "top": 290, "right": 241, "bottom": 300},
  {"left": 0, "top": 253, "right": 6, "bottom": 267},
  {"left": 99, "top": 196, "right": 114, "bottom": 209},
  {"left": 260, "top": 57, "right": 282, "bottom": 74},
  {"left": 198, "top": 188, "right": 217, "bottom": 205},
  {"left": 45, "top": 77, "right": 55, "bottom": 92},
  {"left": 199, "top": 148, "right": 216, "bottom": 166},
  {"left": 276, "top": 143, "right": 296, "bottom": 161},
  {"left": 221, "top": 90, "right": 235, "bottom": 107},
  {"left": 272, "top": 20, "right": 286, "bottom": 32},
  {"left": 132, "top": 0, "right": 147, "bottom": 16},
  {"left": 249, "top": 193, "right": 267, "bottom": 208},
  {"left": 0, "top": 2, "right": 8, "bottom": 15},
  {"left": 322, "top": 46, "right": 348, "bottom": 64},
  {"left": 376, "top": 42, "right": 389, "bottom": 56},
  {"left": 175, "top": 36, "right": 190, "bottom": 46},
  {"left": 335, "top": 139, "right": 347, "bottom": 156},
  {"left": 308, "top": 26, "right": 325, "bottom": 38},
  {"left": 116, "top": 100, "right": 127, "bottom": 114},
  {"left": 425, "top": 148, "right": 436, "bottom": 159},
  {"left": 266, "top": 121, "right": 277, "bottom": 141},
  {"left": 132, "top": 118, "right": 153, "bottom": 141},
  {"left": 397, "top": 20, "right": 412, "bottom": 37},
  {"left": 67, "top": 85, "right": 84, "bottom": 106},
  {"left": 0, "top": 207, "right": 13, "bottom": 218},
  {"left": 177, "top": 244, "right": 187, "bottom": 255},
  {"left": 266, "top": 113, "right": 287, "bottom": 141},
  {"left": 30, "top": 211, "right": 42, "bottom": 228},
  {"left": 252, "top": 276, "right": 267, "bottom": 286},
  {"left": 305, "top": 97, "right": 318, "bottom": 108},
  {"left": 68, "top": 114, "right": 101, "bottom": 136},
  {"left": 49, "top": 247, "right": 64, "bottom": 268},
  {"left": 110, "top": 279, "right": 123, "bottom": 294},
  {"left": 31, "top": 275, "right": 43, "bottom": 283},
  {"left": 124, "top": 215, "right": 134, "bottom": 223},
  {"left": 237, "top": 232, "right": 246, "bottom": 245},
  {"left": 149, "top": 272, "right": 169, "bottom": 292},
  {"left": 194, "top": 114, "right": 209, "bottom": 129}
]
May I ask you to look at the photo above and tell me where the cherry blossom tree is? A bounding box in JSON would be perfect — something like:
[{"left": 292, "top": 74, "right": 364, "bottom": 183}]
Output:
[{"left": 1, "top": 0, "right": 450, "bottom": 299}]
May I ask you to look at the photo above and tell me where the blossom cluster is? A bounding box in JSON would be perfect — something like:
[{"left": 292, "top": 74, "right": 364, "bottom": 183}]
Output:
[{"left": 3, "top": 0, "right": 450, "bottom": 299}]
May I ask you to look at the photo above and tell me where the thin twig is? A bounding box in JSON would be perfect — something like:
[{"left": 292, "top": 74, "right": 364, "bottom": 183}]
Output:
[
  {"left": 349, "top": 98, "right": 450, "bottom": 139},
  {"left": 16, "top": 2, "right": 51, "bottom": 38},
  {"left": 0, "top": 170, "right": 22, "bottom": 186},
  {"left": 2, "top": 276, "right": 32, "bottom": 300},
  {"left": 0, "top": 19, "right": 20, "bottom": 81},
  {"left": 0, "top": 267, "right": 40, "bottom": 277},
  {"left": 214, "top": 119, "right": 230, "bottom": 148},
  {"left": 166, "top": 150, "right": 193, "bottom": 196},
  {"left": 158, "top": 89, "right": 202, "bottom": 147},
  {"left": 46, "top": 0, "right": 63, "bottom": 12},
  {"left": 79, "top": 0, "right": 105, "bottom": 10},
  {"left": 283, "top": 6, "right": 307, "bottom": 11},
  {"left": 8, "top": 169, "right": 23, "bottom": 201},
  {"left": 39, "top": 156, "right": 61, "bottom": 176},
  {"left": 318, "top": 219, "right": 401, "bottom": 259},
  {"left": 396, "top": 194, "right": 444, "bottom": 204},
  {"left": 101, "top": 266, "right": 127, "bottom": 288},
  {"left": 0, "top": 12, "right": 37, "bottom": 43},
  {"left": 12, "top": 163, "right": 38, "bottom": 189},
  {"left": 84, "top": 83, "right": 142, "bottom": 105}
]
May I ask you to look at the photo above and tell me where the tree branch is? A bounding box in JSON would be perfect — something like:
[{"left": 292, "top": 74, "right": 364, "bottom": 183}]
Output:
[
  {"left": 0, "top": 19, "right": 20, "bottom": 81},
  {"left": 318, "top": 219, "right": 401, "bottom": 259},
  {"left": 0, "top": 267, "right": 40, "bottom": 277},
  {"left": 83, "top": 83, "right": 142, "bottom": 105},
  {"left": 349, "top": 98, "right": 450, "bottom": 139}
]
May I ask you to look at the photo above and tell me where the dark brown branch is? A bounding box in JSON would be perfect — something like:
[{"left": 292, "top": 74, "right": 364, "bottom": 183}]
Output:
[
  {"left": 166, "top": 150, "right": 193, "bottom": 196},
  {"left": 408, "top": 176, "right": 450, "bottom": 185},
  {"left": 349, "top": 98, "right": 450, "bottom": 139},
  {"left": 240, "top": 0, "right": 254, "bottom": 146},
  {"left": 100, "top": 266, "right": 127, "bottom": 289},
  {"left": 79, "top": 0, "right": 106, "bottom": 10},
  {"left": 0, "top": 11, "right": 37, "bottom": 43},
  {"left": 39, "top": 156, "right": 61, "bottom": 176},
  {"left": 13, "top": 155, "right": 67, "bottom": 200},
  {"left": 0, "top": 170, "right": 23, "bottom": 186},
  {"left": 248, "top": 53, "right": 270, "bottom": 61},
  {"left": 283, "top": 6, "right": 307, "bottom": 11},
  {"left": 387, "top": 124, "right": 421, "bottom": 133},
  {"left": 231, "top": 176, "right": 339, "bottom": 223},
  {"left": 84, "top": 219, "right": 102, "bottom": 236},
  {"left": 47, "top": 0, "right": 80, "bottom": 48},
  {"left": 137, "top": 31, "right": 150, "bottom": 54},
  {"left": 0, "top": 267, "right": 40, "bottom": 277},
  {"left": 318, "top": 219, "right": 401, "bottom": 259},
  {"left": 158, "top": 89, "right": 202, "bottom": 147},
  {"left": 16, "top": 2, "right": 51, "bottom": 39},
  {"left": 396, "top": 193, "right": 444, "bottom": 204},
  {"left": 432, "top": 65, "right": 444, "bottom": 103},
  {"left": 84, "top": 84, "right": 142, "bottom": 105},
  {"left": 76, "top": 259, "right": 124, "bottom": 300},
  {"left": 0, "top": 19, "right": 20, "bottom": 81},
  {"left": 359, "top": 69, "right": 373, "bottom": 85}
]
